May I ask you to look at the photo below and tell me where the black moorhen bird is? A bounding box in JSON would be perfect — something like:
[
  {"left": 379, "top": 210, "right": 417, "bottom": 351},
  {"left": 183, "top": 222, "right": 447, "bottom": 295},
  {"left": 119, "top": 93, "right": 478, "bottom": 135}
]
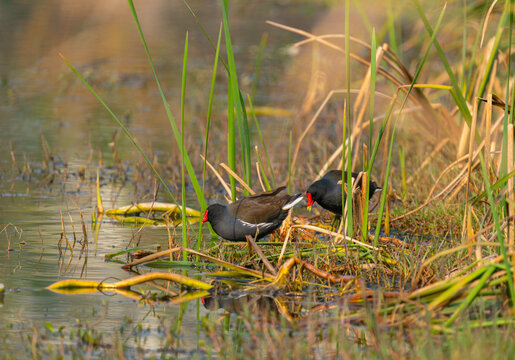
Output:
[
  {"left": 202, "top": 186, "right": 303, "bottom": 242},
  {"left": 306, "top": 170, "right": 382, "bottom": 215}
]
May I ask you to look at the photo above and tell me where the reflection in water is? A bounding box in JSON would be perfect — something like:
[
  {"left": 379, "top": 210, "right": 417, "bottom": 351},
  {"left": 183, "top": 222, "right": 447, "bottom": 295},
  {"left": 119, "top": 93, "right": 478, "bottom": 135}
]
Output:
[
  {"left": 201, "top": 290, "right": 348, "bottom": 326},
  {"left": 202, "top": 293, "right": 285, "bottom": 321}
]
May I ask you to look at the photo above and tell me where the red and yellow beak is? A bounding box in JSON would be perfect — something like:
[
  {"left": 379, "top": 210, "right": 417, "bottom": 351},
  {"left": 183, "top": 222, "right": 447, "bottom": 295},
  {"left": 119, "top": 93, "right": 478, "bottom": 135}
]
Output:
[
  {"left": 202, "top": 210, "right": 209, "bottom": 224},
  {"left": 306, "top": 193, "right": 314, "bottom": 211}
]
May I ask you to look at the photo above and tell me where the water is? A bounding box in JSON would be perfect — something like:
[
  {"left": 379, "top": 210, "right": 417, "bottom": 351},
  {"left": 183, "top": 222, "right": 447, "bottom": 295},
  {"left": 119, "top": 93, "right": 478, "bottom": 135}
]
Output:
[{"left": 0, "top": 0, "right": 328, "bottom": 355}]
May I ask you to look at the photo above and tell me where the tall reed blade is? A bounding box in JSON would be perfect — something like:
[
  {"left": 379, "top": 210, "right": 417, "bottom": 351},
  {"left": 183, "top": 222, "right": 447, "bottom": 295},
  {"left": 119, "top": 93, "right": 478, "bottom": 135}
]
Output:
[
  {"left": 181, "top": 32, "right": 189, "bottom": 260},
  {"left": 288, "top": 131, "right": 293, "bottom": 193},
  {"left": 127, "top": 0, "right": 207, "bottom": 209},
  {"left": 199, "top": 23, "right": 223, "bottom": 243},
  {"left": 362, "top": 28, "right": 377, "bottom": 242},
  {"left": 222, "top": 0, "right": 252, "bottom": 193},
  {"left": 227, "top": 85, "right": 236, "bottom": 200},
  {"left": 413, "top": 0, "right": 471, "bottom": 123},
  {"left": 476, "top": 0, "right": 510, "bottom": 98},
  {"left": 373, "top": 3, "right": 447, "bottom": 243}
]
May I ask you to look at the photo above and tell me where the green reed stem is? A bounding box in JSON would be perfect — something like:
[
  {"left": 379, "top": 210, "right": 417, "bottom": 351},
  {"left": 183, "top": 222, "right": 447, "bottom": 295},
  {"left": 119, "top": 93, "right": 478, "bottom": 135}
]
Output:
[
  {"left": 288, "top": 131, "right": 293, "bottom": 193},
  {"left": 413, "top": 0, "right": 471, "bottom": 123},
  {"left": 477, "top": 0, "right": 510, "bottom": 99},
  {"left": 362, "top": 28, "right": 377, "bottom": 242},
  {"left": 181, "top": 32, "right": 189, "bottom": 260},
  {"left": 470, "top": 170, "right": 515, "bottom": 205},
  {"left": 374, "top": 126, "right": 395, "bottom": 243},
  {"left": 373, "top": 3, "right": 446, "bottom": 244},
  {"left": 386, "top": 0, "right": 399, "bottom": 58},
  {"left": 239, "top": 93, "right": 252, "bottom": 192},
  {"left": 227, "top": 84, "right": 236, "bottom": 201},
  {"left": 445, "top": 265, "right": 496, "bottom": 327},
  {"left": 199, "top": 23, "right": 223, "bottom": 245},
  {"left": 182, "top": 0, "right": 228, "bottom": 71},
  {"left": 222, "top": 0, "right": 252, "bottom": 193}
]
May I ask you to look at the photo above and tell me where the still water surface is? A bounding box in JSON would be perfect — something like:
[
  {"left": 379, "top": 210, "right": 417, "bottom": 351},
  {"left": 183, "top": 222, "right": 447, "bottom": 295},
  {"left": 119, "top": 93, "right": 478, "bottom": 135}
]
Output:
[{"left": 0, "top": 0, "right": 327, "bottom": 355}]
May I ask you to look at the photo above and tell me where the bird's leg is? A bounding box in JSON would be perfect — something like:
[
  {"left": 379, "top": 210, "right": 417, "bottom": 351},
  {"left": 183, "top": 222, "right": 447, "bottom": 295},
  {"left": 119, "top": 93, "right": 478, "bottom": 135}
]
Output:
[
  {"left": 246, "top": 237, "right": 254, "bottom": 259},
  {"left": 245, "top": 235, "right": 277, "bottom": 276},
  {"left": 246, "top": 227, "right": 260, "bottom": 259},
  {"left": 330, "top": 215, "right": 342, "bottom": 231}
]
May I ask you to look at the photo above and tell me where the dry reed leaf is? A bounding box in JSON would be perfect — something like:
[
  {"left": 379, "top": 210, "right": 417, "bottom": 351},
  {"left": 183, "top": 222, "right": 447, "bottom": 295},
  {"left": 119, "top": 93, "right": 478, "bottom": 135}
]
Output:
[
  {"left": 406, "top": 138, "right": 450, "bottom": 185},
  {"left": 317, "top": 104, "right": 426, "bottom": 179},
  {"left": 486, "top": 60, "right": 498, "bottom": 99},
  {"left": 200, "top": 154, "right": 232, "bottom": 200},
  {"left": 474, "top": 37, "right": 495, "bottom": 96},
  {"left": 291, "top": 89, "right": 346, "bottom": 174},
  {"left": 299, "top": 45, "right": 325, "bottom": 116},
  {"left": 448, "top": 113, "right": 507, "bottom": 202},
  {"left": 293, "top": 34, "right": 371, "bottom": 51},
  {"left": 480, "top": 0, "right": 499, "bottom": 48},
  {"left": 267, "top": 20, "right": 422, "bottom": 92},
  {"left": 245, "top": 235, "right": 277, "bottom": 276},
  {"left": 485, "top": 94, "right": 493, "bottom": 166},
  {"left": 255, "top": 161, "right": 267, "bottom": 192},
  {"left": 219, "top": 163, "right": 255, "bottom": 195},
  {"left": 430, "top": 114, "right": 504, "bottom": 200},
  {"left": 393, "top": 111, "right": 504, "bottom": 221},
  {"left": 457, "top": 123, "right": 470, "bottom": 160},
  {"left": 464, "top": 98, "right": 479, "bottom": 208}
]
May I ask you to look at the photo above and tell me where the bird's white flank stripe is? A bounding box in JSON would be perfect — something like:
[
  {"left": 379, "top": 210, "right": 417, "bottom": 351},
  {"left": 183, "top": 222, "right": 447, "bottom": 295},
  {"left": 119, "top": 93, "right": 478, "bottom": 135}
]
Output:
[
  {"left": 282, "top": 195, "right": 304, "bottom": 210},
  {"left": 238, "top": 219, "right": 275, "bottom": 229}
]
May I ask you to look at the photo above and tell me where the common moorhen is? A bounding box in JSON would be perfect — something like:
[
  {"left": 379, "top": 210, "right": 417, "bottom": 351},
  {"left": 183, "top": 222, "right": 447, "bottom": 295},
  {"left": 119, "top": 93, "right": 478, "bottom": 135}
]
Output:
[
  {"left": 306, "top": 170, "right": 381, "bottom": 215},
  {"left": 202, "top": 186, "right": 303, "bottom": 242}
]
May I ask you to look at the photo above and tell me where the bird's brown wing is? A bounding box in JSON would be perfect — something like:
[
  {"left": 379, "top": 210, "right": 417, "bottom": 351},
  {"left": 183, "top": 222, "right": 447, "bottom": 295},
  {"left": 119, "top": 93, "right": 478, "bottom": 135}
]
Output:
[
  {"left": 245, "top": 186, "right": 286, "bottom": 199},
  {"left": 227, "top": 191, "right": 292, "bottom": 224}
]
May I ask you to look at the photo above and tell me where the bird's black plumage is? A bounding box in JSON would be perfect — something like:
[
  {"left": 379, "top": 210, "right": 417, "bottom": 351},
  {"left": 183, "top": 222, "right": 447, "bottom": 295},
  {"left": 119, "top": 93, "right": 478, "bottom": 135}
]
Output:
[
  {"left": 203, "top": 186, "right": 303, "bottom": 242},
  {"left": 306, "top": 170, "right": 381, "bottom": 215}
]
